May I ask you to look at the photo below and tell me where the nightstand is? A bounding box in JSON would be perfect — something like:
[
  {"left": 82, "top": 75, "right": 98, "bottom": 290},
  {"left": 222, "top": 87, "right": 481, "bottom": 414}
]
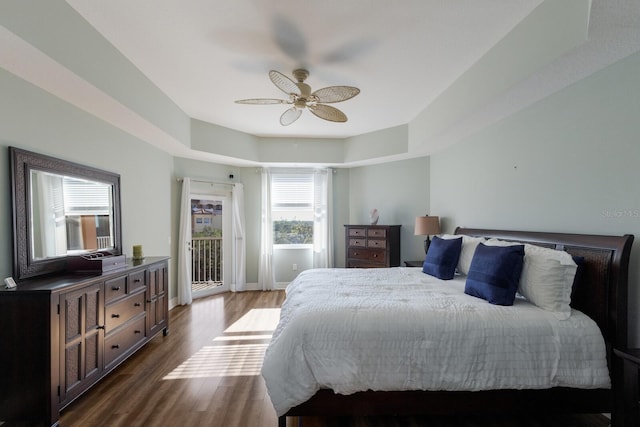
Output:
[
  {"left": 614, "top": 347, "right": 640, "bottom": 427},
  {"left": 404, "top": 260, "right": 424, "bottom": 267}
]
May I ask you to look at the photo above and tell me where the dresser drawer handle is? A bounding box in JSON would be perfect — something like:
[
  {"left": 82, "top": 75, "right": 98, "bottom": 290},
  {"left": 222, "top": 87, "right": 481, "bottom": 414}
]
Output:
[
  {"left": 111, "top": 286, "right": 121, "bottom": 291},
  {"left": 134, "top": 279, "right": 141, "bottom": 283},
  {"left": 134, "top": 303, "right": 141, "bottom": 307},
  {"left": 135, "top": 330, "right": 142, "bottom": 334},
  {"left": 112, "top": 344, "right": 120, "bottom": 349},
  {"left": 373, "top": 254, "right": 378, "bottom": 258},
  {"left": 111, "top": 314, "right": 120, "bottom": 318},
  {"left": 353, "top": 252, "right": 359, "bottom": 256}
]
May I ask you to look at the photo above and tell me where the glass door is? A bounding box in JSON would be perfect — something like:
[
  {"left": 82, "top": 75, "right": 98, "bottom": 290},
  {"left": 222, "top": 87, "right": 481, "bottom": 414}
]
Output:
[{"left": 190, "top": 194, "right": 231, "bottom": 298}]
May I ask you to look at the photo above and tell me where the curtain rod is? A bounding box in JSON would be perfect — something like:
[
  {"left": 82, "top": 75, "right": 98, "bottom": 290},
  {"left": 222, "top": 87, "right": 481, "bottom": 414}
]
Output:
[
  {"left": 255, "top": 167, "right": 337, "bottom": 173},
  {"left": 176, "top": 177, "right": 235, "bottom": 186}
]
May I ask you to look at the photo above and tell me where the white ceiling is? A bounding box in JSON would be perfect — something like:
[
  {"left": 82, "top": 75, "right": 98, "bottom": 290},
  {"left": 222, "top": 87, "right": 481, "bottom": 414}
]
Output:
[
  {"left": 63, "top": 0, "right": 545, "bottom": 139},
  {"left": 2, "top": 1, "right": 639, "bottom": 166}
]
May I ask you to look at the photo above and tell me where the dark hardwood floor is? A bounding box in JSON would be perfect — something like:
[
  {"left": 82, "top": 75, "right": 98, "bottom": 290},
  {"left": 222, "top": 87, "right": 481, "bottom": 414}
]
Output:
[{"left": 59, "top": 291, "right": 611, "bottom": 427}]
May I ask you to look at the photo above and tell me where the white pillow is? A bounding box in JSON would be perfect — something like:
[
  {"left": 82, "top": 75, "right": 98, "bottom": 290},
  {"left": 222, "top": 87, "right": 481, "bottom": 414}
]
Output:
[
  {"left": 485, "top": 238, "right": 578, "bottom": 319},
  {"left": 440, "top": 234, "right": 485, "bottom": 275},
  {"left": 518, "top": 244, "right": 577, "bottom": 320}
]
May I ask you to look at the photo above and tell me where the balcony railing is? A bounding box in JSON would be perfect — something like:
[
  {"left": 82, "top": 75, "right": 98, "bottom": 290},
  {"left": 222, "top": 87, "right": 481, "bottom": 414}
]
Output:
[{"left": 191, "top": 237, "right": 222, "bottom": 285}]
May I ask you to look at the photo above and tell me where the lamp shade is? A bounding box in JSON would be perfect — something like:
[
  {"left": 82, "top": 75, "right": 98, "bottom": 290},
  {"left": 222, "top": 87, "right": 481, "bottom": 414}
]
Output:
[{"left": 414, "top": 216, "right": 441, "bottom": 236}]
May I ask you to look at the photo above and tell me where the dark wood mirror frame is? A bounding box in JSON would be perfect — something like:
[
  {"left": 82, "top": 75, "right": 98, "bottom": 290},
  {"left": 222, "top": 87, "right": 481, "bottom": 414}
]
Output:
[{"left": 9, "top": 147, "right": 122, "bottom": 280}]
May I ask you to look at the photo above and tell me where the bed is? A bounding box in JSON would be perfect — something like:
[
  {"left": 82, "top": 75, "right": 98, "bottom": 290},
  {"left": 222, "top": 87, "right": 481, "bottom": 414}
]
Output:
[{"left": 262, "top": 228, "right": 634, "bottom": 427}]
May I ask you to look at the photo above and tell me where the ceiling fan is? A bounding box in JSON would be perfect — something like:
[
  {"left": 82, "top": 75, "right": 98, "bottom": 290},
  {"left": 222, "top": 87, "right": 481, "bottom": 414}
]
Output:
[{"left": 235, "top": 69, "right": 360, "bottom": 126}]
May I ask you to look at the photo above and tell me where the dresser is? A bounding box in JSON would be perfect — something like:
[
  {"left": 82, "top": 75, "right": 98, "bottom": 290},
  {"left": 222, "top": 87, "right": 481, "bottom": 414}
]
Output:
[
  {"left": 344, "top": 225, "right": 401, "bottom": 268},
  {"left": 0, "top": 257, "right": 169, "bottom": 427}
]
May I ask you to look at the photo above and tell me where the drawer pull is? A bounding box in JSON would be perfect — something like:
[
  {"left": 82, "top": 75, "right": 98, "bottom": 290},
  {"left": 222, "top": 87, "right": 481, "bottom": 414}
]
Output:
[
  {"left": 134, "top": 279, "right": 141, "bottom": 283},
  {"left": 111, "top": 286, "right": 121, "bottom": 291},
  {"left": 354, "top": 252, "right": 359, "bottom": 256},
  {"left": 135, "top": 330, "right": 142, "bottom": 334},
  {"left": 111, "top": 314, "right": 120, "bottom": 318},
  {"left": 134, "top": 303, "right": 141, "bottom": 307},
  {"left": 112, "top": 344, "right": 120, "bottom": 349}
]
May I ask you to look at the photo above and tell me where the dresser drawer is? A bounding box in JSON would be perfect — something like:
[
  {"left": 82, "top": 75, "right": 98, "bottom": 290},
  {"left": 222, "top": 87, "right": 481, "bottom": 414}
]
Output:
[
  {"left": 105, "top": 291, "right": 145, "bottom": 333},
  {"left": 105, "top": 275, "right": 127, "bottom": 303},
  {"left": 367, "top": 239, "right": 387, "bottom": 249},
  {"left": 128, "top": 270, "right": 146, "bottom": 293},
  {"left": 348, "top": 238, "right": 366, "bottom": 247},
  {"left": 348, "top": 228, "right": 366, "bottom": 237},
  {"left": 104, "top": 315, "right": 146, "bottom": 368},
  {"left": 348, "top": 247, "right": 386, "bottom": 262},
  {"left": 347, "top": 259, "right": 388, "bottom": 268},
  {"left": 367, "top": 228, "right": 387, "bottom": 238}
]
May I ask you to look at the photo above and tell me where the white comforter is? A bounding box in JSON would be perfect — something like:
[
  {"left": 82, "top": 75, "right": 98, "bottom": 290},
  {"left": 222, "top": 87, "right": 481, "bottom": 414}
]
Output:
[{"left": 262, "top": 268, "right": 611, "bottom": 416}]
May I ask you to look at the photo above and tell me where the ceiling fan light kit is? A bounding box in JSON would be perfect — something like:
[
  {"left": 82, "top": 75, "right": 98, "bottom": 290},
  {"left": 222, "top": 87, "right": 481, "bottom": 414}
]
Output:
[{"left": 235, "top": 69, "right": 360, "bottom": 126}]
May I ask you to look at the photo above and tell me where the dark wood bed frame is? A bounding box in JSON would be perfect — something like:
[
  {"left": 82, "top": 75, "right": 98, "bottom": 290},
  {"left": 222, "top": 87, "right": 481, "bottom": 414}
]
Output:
[{"left": 278, "top": 227, "right": 635, "bottom": 427}]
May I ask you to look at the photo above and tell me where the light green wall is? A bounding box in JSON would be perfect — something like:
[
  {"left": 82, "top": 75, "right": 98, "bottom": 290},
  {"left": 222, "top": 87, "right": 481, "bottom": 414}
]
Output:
[
  {"left": 348, "top": 157, "right": 430, "bottom": 263},
  {"left": 0, "top": 68, "right": 173, "bottom": 283},
  {"left": 0, "top": 0, "right": 191, "bottom": 146},
  {"left": 431, "top": 51, "right": 640, "bottom": 346}
]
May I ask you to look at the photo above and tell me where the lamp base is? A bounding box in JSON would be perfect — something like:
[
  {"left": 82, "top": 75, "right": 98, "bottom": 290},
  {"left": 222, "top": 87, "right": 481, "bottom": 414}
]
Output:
[{"left": 424, "top": 236, "right": 431, "bottom": 254}]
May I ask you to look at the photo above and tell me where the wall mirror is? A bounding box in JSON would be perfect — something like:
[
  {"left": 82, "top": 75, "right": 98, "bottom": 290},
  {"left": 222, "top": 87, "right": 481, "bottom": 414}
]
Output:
[{"left": 10, "top": 147, "right": 122, "bottom": 280}]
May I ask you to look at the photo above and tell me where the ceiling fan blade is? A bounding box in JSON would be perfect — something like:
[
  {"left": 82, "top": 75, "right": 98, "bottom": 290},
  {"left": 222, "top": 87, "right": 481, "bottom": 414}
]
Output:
[
  {"left": 280, "top": 107, "right": 302, "bottom": 126},
  {"left": 308, "top": 104, "right": 348, "bottom": 122},
  {"left": 269, "top": 70, "right": 300, "bottom": 96},
  {"left": 235, "top": 98, "right": 288, "bottom": 105},
  {"left": 312, "top": 86, "right": 360, "bottom": 103}
]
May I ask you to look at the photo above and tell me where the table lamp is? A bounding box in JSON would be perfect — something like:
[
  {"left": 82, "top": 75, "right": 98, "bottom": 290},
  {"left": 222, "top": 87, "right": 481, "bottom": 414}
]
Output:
[{"left": 414, "top": 215, "right": 441, "bottom": 254}]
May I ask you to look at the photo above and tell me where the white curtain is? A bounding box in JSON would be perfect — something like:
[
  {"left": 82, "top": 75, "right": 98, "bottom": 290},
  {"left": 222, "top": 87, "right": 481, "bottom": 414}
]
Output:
[
  {"left": 231, "top": 183, "right": 246, "bottom": 292},
  {"left": 313, "top": 169, "right": 333, "bottom": 268},
  {"left": 177, "top": 178, "right": 193, "bottom": 305},
  {"left": 258, "top": 169, "right": 276, "bottom": 291}
]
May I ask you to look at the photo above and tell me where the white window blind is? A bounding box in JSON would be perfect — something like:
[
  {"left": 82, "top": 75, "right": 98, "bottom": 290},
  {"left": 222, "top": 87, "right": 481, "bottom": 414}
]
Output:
[
  {"left": 271, "top": 173, "right": 313, "bottom": 211},
  {"left": 63, "top": 177, "right": 112, "bottom": 215}
]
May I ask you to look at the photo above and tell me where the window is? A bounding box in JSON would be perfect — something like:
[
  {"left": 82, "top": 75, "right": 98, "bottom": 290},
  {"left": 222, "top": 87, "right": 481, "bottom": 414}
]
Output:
[{"left": 271, "top": 173, "right": 314, "bottom": 245}]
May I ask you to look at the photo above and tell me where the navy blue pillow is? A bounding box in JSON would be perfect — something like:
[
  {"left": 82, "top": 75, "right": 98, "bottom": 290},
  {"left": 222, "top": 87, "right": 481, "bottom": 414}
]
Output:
[
  {"left": 464, "top": 243, "right": 525, "bottom": 305},
  {"left": 422, "top": 236, "right": 462, "bottom": 280}
]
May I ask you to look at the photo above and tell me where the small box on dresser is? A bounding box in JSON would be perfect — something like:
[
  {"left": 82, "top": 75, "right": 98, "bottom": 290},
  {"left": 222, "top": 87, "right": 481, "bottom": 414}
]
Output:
[{"left": 344, "top": 225, "right": 401, "bottom": 268}]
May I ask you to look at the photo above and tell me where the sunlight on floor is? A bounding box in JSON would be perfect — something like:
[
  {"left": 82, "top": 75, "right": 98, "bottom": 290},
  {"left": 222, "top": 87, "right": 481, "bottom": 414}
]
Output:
[
  {"left": 224, "top": 308, "right": 281, "bottom": 333},
  {"left": 162, "top": 343, "right": 269, "bottom": 379},
  {"left": 163, "top": 308, "right": 281, "bottom": 380}
]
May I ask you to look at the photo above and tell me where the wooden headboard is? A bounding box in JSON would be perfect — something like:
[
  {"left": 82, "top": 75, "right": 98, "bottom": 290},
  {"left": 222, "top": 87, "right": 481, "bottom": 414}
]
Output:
[{"left": 455, "top": 227, "right": 634, "bottom": 350}]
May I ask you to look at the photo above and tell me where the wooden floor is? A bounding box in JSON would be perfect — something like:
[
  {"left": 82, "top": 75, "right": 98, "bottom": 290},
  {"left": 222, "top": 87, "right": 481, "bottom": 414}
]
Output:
[{"left": 60, "top": 291, "right": 611, "bottom": 427}]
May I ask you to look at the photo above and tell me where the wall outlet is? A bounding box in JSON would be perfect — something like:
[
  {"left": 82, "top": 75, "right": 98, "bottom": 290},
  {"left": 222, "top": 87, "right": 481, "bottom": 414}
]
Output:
[
  {"left": 4, "top": 277, "right": 17, "bottom": 289},
  {"left": 292, "top": 264, "right": 298, "bottom": 271}
]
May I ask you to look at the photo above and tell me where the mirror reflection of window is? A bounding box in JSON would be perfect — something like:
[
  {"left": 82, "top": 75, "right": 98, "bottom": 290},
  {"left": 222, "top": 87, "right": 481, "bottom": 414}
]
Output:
[
  {"left": 30, "top": 170, "right": 114, "bottom": 259},
  {"left": 31, "top": 171, "right": 67, "bottom": 259}
]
